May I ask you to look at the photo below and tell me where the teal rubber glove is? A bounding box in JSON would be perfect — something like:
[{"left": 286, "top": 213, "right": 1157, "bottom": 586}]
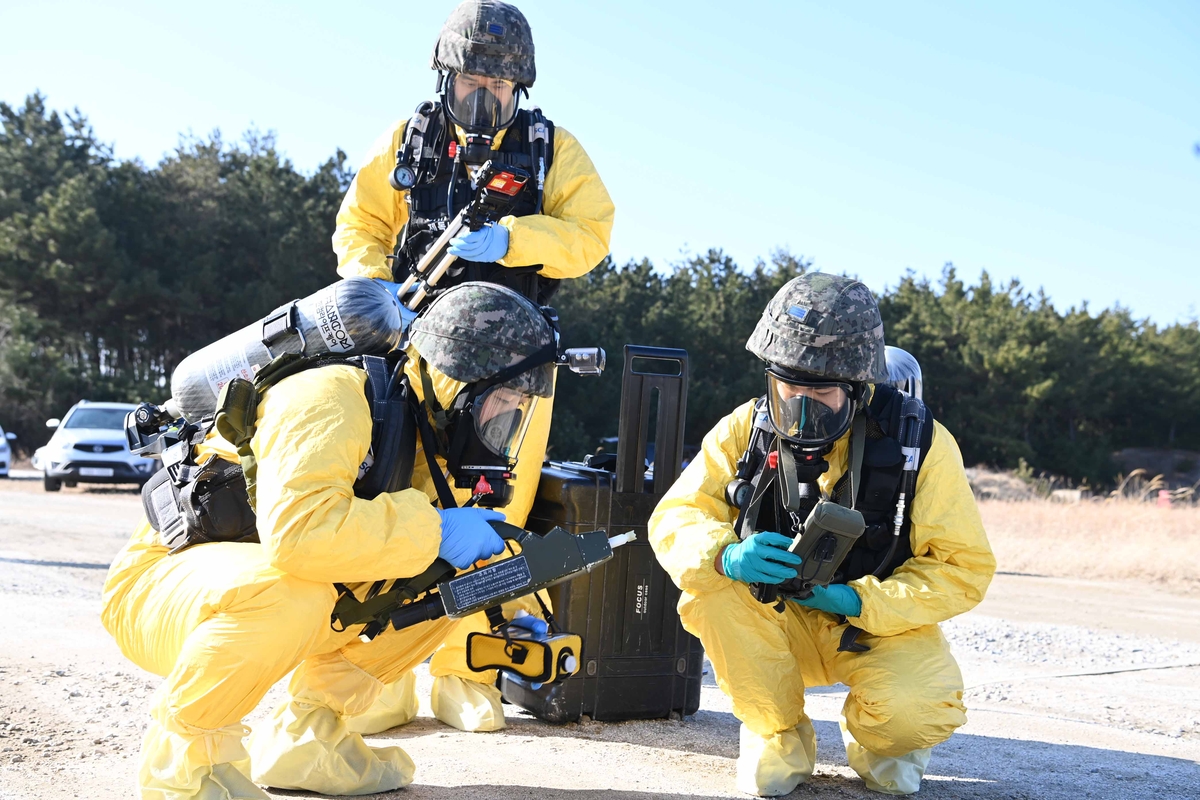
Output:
[
  {"left": 436, "top": 508, "right": 506, "bottom": 569},
  {"left": 791, "top": 584, "right": 862, "bottom": 617},
  {"left": 720, "top": 532, "right": 803, "bottom": 585},
  {"left": 448, "top": 223, "right": 509, "bottom": 262}
]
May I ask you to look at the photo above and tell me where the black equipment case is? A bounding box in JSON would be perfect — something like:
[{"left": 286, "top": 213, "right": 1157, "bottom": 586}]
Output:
[{"left": 500, "top": 345, "right": 703, "bottom": 722}]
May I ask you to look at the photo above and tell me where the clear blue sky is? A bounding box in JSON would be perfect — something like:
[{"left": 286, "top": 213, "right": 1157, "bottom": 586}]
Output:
[{"left": 3, "top": 0, "right": 1197, "bottom": 323}]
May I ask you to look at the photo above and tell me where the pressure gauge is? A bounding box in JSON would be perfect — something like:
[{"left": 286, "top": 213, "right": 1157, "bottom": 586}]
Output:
[{"left": 389, "top": 164, "right": 417, "bottom": 191}]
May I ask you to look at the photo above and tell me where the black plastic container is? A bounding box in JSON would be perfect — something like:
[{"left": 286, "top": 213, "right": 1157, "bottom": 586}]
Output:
[{"left": 500, "top": 345, "right": 703, "bottom": 722}]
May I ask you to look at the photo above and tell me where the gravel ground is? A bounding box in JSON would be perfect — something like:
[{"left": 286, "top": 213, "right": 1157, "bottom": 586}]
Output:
[{"left": 2, "top": 478, "right": 1199, "bottom": 799}]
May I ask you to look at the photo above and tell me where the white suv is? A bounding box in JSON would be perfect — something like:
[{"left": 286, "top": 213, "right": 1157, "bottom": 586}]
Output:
[{"left": 31, "top": 401, "right": 160, "bottom": 491}]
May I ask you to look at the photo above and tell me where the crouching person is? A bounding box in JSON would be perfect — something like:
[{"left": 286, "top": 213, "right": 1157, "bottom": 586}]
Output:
[
  {"left": 101, "top": 283, "right": 555, "bottom": 799},
  {"left": 647, "top": 273, "right": 995, "bottom": 796}
]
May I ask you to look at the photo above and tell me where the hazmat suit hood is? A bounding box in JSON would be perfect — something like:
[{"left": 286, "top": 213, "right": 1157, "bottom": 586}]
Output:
[{"left": 404, "top": 343, "right": 467, "bottom": 411}]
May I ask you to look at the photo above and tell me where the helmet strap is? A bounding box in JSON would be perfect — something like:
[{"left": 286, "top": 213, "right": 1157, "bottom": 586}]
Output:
[
  {"left": 467, "top": 340, "right": 557, "bottom": 396},
  {"left": 418, "top": 358, "right": 452, "bottom": 433}
]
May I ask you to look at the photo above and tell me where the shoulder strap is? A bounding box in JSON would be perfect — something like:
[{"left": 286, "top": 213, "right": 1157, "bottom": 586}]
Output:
[
  {"left": 416, "top": 101, "right": 448, "bottom": 183},
  {"left": 411, "top": 391, "right": 459, "bottom": 510},
  {"left": 526, "top": 106, "right": 555, "bottom": 213},
  {"left": 214, "top": 353, "right": 363, "bottom": 510},
  {"left": 354, "top": 354, "right": 417, "bottom": 500},
  {"left": 840, "top": 414, "right": 867, "bottom": 511},
  {"left": 731, "top": 398, "right": 775, "bottom": 539}
]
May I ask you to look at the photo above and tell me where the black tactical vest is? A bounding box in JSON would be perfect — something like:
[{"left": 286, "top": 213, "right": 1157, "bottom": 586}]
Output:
[
  {"left": 392, "top": 106, "right": 558, "bottom": 305},
  {"left": 738, "top": 384, "right": 935, "bottom": 584}
]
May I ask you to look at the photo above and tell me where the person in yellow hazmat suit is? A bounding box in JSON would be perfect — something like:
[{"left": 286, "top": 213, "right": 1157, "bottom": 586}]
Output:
[
  {"left": 102, "top": 283, "right": 558, "bottom": 799},
  {"left": 333, "top": 0, "right": 615, "bottom": 734},
  {"left": 648, "top": 273, "right": 995, "bottom": 797}
]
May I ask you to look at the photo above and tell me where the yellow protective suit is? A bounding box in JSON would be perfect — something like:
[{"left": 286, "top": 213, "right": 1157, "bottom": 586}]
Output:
[
  {"left": 341, "top": 358, "right": 554, "bottom": 734},
  {"left": 333, "top": 119, "right": 614, "bottom": 282},
  {"left": 648, "top": 398, "right": 995, "bottom": 796},
  {"left": 334, "top": 114, "right": 603, "bottom": 732},
  {"left": 101, "top": 358, "right": 541, "bottom": 798}
]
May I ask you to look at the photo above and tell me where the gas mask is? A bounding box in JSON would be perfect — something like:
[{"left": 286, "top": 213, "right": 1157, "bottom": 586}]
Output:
[
  {"left": 418, "top": 338, "right": 555, "bottom": 508},
  {"left": 764, "top": 366, "right": 857, "bottom": 450},
  {"left": 444, "top": 380, "right": 540, "bottom": 508},
  {"left": 441, "top": 70, "right": 520, "bottom": 142}
]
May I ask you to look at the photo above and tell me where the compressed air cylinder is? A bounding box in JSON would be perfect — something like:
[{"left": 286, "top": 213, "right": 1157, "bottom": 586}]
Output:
[{"left": 170, "top": 277, "right": 403, "bottom": 422}]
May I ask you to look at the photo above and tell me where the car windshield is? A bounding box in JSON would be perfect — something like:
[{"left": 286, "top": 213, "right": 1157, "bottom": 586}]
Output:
[{"left": 63, "top": 408, "right": 129, "bottom": 430}]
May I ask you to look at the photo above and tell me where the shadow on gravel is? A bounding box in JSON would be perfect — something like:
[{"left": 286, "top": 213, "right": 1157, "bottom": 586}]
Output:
[
  {"left": 919, "top": 728, "right": 1199, "bottom": 799},
  {"left": 369, "top": 715, "right": 1199, "bottom": 799}
]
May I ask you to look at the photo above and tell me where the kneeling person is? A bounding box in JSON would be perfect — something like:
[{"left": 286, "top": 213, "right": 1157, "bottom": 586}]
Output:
[
  {"left": 648, "top": 273, "right": 995, "bottom": 796},
  {"left": 102, "top": 283, "right": 555, "bottom": 799}
]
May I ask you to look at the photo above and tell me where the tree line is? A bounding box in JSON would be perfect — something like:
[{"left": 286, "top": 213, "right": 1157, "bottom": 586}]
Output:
[{"left": 2, "top": 95, "right": 1197, "bottom": 485}]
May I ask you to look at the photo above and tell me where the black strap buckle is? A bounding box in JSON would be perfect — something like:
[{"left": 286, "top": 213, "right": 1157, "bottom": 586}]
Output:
[{"left": 261, "top": 300, "right": 306, "bottom": 357}]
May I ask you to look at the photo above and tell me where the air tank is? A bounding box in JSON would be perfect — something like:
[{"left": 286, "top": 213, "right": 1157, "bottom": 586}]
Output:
[
  {"left": 170, "top": 277, "right": 403, "bottom": 422},
  {"left": 884, "top": 345, "right": 923, "bottom": 400}
]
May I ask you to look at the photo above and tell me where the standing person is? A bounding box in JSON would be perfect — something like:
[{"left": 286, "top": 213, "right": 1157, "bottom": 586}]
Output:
[
  {"left": 102, "top": 284, "right": 558, "bottom": 799},
  {"left": 333, "top": 0, "right": 615, "bottom": 734},
  {"left": 648, "top": 273, "right": 995, "bottom": 796}
]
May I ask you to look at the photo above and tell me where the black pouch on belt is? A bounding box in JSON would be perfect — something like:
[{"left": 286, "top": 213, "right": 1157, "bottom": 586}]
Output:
[{"left": 142, "top": 455, "right": 259, "bottom": 553}]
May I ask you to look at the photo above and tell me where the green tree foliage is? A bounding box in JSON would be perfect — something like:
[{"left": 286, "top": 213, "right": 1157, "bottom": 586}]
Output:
[
  {"left": 0, "top": 94, "right": 349, "bottom": 447},
  {"left": 549, "top": 250, "right": 808, "bottom": 457},
  {"left": 878, "top": 268, "right": 1200, "bottom": 484},
  {"left": 2, "top": 95, "right": 1197, "bottom": 486}
]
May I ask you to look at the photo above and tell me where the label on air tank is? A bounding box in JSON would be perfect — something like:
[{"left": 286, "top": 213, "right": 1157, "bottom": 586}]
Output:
[
  {"left": 314, "top": 286, "right": 356, "bottom": 354},
  {"left": 204, "top": 344, "right": 255, "bottom": 397}
]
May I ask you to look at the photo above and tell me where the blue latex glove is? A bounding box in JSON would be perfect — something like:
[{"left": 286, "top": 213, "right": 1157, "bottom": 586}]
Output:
[
  {"left": 791, "top": 584, "right": 863, "bottom": 617},
  {"left": 509, "top": 611, "right": 548, "bottom": 637},
  {"left": 720, "top": 532, "right": 803, "bottom": 585},
  {"left": 436, "top": 508, "right": 506, "bottom": 569},
  {"left": 508, "top": 612, "right": 550, "bottom": 689},
  {"left": 447, "top": 223, "right": 509, "bottom": 262},
  {"left": 372, "top": 279, "right": 418, "bottom": 330}
]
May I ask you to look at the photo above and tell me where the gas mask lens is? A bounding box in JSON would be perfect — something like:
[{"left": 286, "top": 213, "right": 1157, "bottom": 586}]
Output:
[
  {"left": 473, "top": 385, "right": 538, "bottom": 460},
  {"left": 446, "top": 72, "right": 518, "bottom": 133},
  {"left": 765, "top": 372, "right": 853, "bottom": 445}
]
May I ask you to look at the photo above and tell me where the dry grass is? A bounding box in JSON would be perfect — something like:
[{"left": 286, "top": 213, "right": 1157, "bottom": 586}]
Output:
[{"left": 979, "top": 499, "right": 1200, "bottom": 593}]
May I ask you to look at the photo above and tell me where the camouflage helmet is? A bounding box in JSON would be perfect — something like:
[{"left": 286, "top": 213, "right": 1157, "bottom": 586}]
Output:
[
  {"left": 409, "top": 282, "right": 554, "bottom": 396},
  {"left": 746, "top": 273, "right": 889, "bottom": 384},
  {"left": 431, "top": 0, "right": 536, "bottom": 87}
]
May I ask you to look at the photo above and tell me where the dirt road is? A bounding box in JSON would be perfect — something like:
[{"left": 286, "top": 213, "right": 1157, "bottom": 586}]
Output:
[{"left": 2, "top": 480, "right": 1198, "bottom": 799}]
